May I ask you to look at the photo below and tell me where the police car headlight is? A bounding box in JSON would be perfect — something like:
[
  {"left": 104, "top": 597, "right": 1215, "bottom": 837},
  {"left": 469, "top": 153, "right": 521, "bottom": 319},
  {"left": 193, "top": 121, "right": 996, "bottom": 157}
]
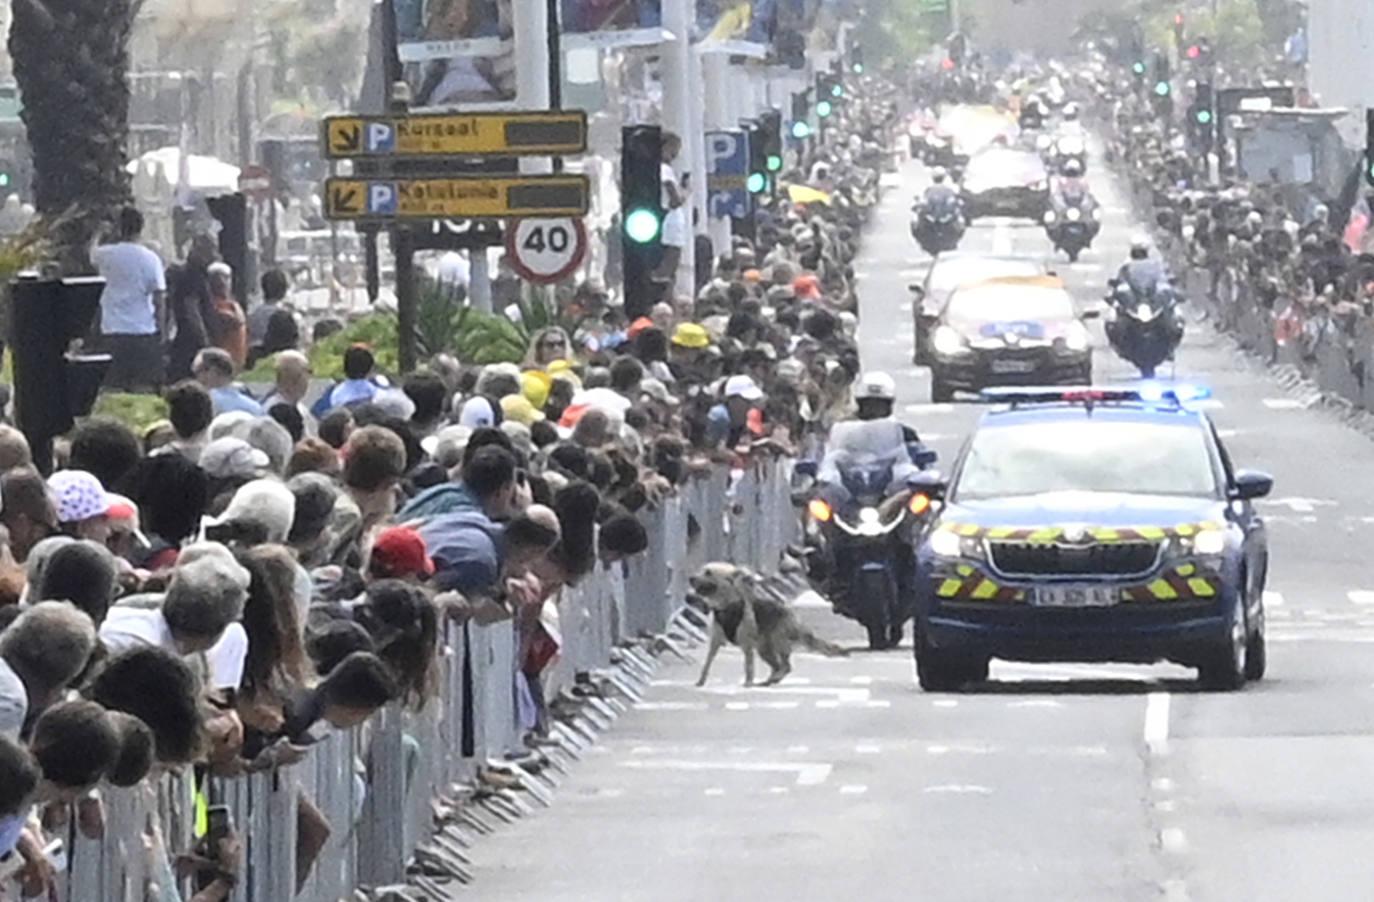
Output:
[
  {"left": 1043, "top": 210, "right": 1058, "bottom": 225},
  {"left": 932, "top": 326, "right": 968, "bottom": 356},
  {"left": 1066, "top": 207, "right": 1082, "bottom": 222},
  {"left": 929, "top": 529, "right": 964, "bottom": 557},
  {"left": 1192, "top": 529, "right": 1226, "bottom": 556},
  {"left": 1064, "top": 324, "right": 1090, "bottom": 352}
]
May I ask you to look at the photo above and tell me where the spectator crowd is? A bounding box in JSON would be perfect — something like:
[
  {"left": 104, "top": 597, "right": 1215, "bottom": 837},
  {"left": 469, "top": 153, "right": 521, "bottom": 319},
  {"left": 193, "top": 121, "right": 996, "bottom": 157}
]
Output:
[{"left": 0, "top": 73, "right": 905, "bottom": 900}]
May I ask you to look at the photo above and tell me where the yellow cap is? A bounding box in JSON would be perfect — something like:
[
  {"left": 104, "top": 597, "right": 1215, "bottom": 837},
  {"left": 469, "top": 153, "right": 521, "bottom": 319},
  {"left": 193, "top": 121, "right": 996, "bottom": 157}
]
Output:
[
  {"left": 522, "top": 370, "right": 552, "bottom": 409},
  {"left": 501, "top": 394, "right": 546, "bottom": 426},
  {"left": 672, "top": 322, "right": 711, "bottom": 349}
]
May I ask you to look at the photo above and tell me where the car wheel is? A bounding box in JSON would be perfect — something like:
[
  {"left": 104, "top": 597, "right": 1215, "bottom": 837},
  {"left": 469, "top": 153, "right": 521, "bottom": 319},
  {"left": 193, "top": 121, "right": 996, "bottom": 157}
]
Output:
[
  {"left": 1198, "top": 599, "right": 1248, "bottom": 691},
  {"left": 915, "top": 633, "right": 985, "bottom": 691}
]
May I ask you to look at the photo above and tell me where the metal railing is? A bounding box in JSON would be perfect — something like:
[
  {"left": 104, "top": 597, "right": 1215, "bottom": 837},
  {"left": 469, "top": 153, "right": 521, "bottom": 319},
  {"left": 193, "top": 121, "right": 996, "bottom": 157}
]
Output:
[{"left": 26, "top": 457, "right": 795, "bottom": 902}]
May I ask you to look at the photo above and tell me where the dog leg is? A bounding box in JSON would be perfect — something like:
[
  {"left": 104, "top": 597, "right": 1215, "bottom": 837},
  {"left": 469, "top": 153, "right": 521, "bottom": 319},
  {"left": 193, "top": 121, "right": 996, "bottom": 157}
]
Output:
[
  {"left": 737, "top": 620, "right": 757, "bottom": 687},
  {"left": 695, "top": 622, "right": 725, "bottom": 687}
]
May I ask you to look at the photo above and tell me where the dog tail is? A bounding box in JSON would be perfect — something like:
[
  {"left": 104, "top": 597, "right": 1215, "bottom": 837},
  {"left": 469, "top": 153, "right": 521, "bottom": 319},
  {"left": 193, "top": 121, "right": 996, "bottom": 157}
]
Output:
[{"left": 793, "top": 626, "right": 849, "bottom": 658}]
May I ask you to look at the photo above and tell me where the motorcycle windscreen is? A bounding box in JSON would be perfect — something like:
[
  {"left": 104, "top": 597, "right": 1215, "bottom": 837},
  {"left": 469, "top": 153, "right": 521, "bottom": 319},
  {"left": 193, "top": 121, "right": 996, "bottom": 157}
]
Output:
[{"left": 818, "top": 420, "right": 917, "bottom": 492}]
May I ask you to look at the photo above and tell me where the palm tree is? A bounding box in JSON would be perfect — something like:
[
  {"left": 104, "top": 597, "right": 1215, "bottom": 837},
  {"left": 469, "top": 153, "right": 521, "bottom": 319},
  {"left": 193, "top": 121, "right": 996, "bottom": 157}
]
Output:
[{"left": 9, "top": 0, "right": 138, "bottom": 271}]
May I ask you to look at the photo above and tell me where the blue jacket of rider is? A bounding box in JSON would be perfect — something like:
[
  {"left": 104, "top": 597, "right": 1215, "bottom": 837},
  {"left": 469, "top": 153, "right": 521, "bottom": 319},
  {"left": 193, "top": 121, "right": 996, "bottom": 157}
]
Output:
[{"left": 1118, "top": 259, "right": 1171, "bottom": 301}]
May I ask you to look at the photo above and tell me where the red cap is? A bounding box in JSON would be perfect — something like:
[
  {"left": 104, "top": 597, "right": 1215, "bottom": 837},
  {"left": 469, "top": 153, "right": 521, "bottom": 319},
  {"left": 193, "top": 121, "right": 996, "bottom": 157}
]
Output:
[
  {"left": 627, "top": 316, "right": 655, "bottom": 339},
  {"left": 371, "top": 526, "right": 435, "bottom": 578}
]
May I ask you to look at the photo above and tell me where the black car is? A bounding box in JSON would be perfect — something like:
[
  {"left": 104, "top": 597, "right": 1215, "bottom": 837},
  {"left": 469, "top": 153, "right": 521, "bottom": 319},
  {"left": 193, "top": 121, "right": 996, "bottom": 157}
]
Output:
[
  {"left": 928, "top": 276, "right": 1094, "bottom": 402},
  {"left": 961, "top": 147, "right": 1051, "bottom": 221},
  {"left": 911, "top": 253, "right": 1048, "bottom": 364}
]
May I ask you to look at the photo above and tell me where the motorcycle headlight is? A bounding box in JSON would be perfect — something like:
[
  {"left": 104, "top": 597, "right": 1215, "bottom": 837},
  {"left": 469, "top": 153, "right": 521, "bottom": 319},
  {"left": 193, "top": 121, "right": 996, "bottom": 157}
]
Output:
[
  {"left": 1136, "top": 303, "right": 1154, "bottom": 320},
  {"left": 1064, "top": 323, "right": 1090, "bottom": 351},
  {"left": 1043, "top": 210, "right": 1058, "bottom": 224},
  {"left": 1066, "top": 207, "right": 1082, "bottom": 222},
  {"left": 932, "top": 325, "right": 968, "bottom": 356},
  {"left": 1031, "top": 180, "right": 1048, "bottom": 192},
  {"left": 1089, "top": 206, "right": 1100, "bottom": 220}
]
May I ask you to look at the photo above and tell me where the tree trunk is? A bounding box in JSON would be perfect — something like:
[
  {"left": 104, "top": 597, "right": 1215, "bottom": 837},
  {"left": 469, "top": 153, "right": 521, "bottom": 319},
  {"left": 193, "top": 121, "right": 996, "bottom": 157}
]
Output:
[{"left": 9, "top": 0, "right": 136, "bottom": 272}]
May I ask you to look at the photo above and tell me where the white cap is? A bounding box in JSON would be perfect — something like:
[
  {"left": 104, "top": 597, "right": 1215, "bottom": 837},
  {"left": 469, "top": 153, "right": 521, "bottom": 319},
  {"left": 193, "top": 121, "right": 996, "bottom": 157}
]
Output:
[
  {"left": 724, "top": 374, "right": 764, "bottom": 401},
  {"left": 857, "top": 372, "right": 896, "bottom": 401}
]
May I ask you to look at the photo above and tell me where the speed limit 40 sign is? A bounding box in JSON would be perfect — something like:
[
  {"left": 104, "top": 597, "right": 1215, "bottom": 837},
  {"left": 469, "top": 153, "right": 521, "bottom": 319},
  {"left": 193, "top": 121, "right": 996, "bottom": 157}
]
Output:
[{"left": 506, "top": 217, "right": 587, "bottom": 284}]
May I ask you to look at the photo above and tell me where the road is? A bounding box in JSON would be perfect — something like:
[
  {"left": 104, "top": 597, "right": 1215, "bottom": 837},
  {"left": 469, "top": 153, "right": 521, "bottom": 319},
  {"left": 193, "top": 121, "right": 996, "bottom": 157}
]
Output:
[{"left": 468, "top": 149, "right": 1374, "bottom": 901}]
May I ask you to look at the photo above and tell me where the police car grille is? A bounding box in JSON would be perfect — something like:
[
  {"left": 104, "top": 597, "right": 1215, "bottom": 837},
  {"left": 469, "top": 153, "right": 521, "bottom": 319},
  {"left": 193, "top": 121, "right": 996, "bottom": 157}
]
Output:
[{"left": 989, "top": 542, "right": 1160, "bottom": 577}]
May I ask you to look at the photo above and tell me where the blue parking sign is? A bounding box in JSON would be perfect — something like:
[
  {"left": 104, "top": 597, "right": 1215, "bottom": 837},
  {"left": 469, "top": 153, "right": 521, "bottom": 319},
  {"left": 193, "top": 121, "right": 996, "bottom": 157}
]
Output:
[{"left": 706, "top": 130, "right": 750, "bottom": 220}]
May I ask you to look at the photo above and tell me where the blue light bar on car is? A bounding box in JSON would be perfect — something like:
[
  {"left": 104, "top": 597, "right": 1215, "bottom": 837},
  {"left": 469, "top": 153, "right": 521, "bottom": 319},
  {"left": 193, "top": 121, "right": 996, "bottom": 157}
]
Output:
[{"left": 979, "top": 384, "right": 1212, "bottom": 407}]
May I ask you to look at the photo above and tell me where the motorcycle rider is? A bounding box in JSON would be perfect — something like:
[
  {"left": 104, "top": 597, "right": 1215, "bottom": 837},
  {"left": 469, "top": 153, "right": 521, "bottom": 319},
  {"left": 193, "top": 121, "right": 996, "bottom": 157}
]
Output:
[
  {"left": 853, "top": 371, "right": 922, "bottom": 445},
  {"left": 1053, "top": 160, "right": 1093, "bottom": 209},
  {"left": 1116, "top": 236, "right": 1172, "bottom": 301},
  {"left": 922, "top": 168, "right": 959, "bottom": 207}
]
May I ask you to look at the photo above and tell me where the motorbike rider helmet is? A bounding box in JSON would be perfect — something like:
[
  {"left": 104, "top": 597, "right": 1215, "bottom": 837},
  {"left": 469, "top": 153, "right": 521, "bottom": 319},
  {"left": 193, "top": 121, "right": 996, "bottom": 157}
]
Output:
[
  {"left": 930, "top": 167, "right": 948, "bottom": 184},
  {"left": 857, "top": 371, "right": 897, "bottom": 402},
  {"left": 1063, "top": 102, "right": 1079, "bottom": 120},
  {"left": 1062, "top": 159, "right": 1084, "bottom": 178},
  {"left": 1129, "top": 235, "right": 1151, "bottom": 260}
]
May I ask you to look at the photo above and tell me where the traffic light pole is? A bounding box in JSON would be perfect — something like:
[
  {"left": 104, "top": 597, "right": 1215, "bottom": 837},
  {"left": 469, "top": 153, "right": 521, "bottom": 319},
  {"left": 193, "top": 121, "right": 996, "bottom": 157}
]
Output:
[
  {"left": 382, "top": 0, "right": 418, "bottom": 373},
  {"left": 659, "top": 0, "right": 696, "bottom": 299}
]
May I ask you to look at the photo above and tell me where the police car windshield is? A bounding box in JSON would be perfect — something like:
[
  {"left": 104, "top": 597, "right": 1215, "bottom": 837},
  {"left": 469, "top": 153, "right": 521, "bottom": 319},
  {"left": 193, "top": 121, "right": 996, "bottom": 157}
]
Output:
[
  {"left": 947, "top": 287, "right": 1074, "bottom": 325},
  {"left": 955, "top": 419, "right": 1218, "bottom": 499}
]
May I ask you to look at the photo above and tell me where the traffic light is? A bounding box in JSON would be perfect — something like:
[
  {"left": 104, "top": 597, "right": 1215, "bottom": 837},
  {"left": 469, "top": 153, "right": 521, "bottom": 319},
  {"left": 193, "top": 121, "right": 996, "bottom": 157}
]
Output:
[
  {"left": 620, "top": 125, "right": 663, "bottom": 317},
  {"left": 816, "top": 74, "right": 841, "bottom": 119},
  {"left": 790, "top": 91, "right": 812, "bottom": 139},
  {"left": 1152, "top": 50, "right": 1172, "bottom": 112},
  {"left": 0, "top": 160, "right": 14, "bottom": 190},
  {"left": 760, "top": 110, "right": 783, "bottom": 174},
  {"left": 743, "top": 121, "right": 767, "bottom": 195},
  {"left": 1192, "top": 82, "right": 1215, "bottom": 151},
  {"left": 849, "top": 45, "right": 865, "bottom": 75}
]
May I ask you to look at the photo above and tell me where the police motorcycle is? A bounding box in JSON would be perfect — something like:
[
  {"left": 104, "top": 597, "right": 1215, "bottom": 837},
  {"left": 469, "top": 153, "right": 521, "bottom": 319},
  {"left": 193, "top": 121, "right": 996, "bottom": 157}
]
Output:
[
  {"left": 911, "top": 187, "right": 966, "bottom": 255},
  {"left": 1042, "top": 165, "right": 1100, "bottom": 262},
  {"left": 796, "top": 375, "right": 938, "bottom": 650},
  {"left": 1104, "top": 241, "right": 1184, "bottom": 378}
]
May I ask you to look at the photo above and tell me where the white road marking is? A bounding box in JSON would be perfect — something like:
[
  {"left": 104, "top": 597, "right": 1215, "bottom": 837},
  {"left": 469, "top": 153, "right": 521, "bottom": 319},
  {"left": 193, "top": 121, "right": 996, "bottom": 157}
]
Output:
[
  {"left": 749, "top": 701, "right": 802, "bottom": 710},
  {"left": 1216, "top": 428, "right": 1239, "bottom": 438},
  {"left": 905, "top": 403, "right": 956, "bottom": 415},
  {"left": 926, "top": 743, "right": 994, "bottom": 756},
  {"left": 786, "top": 745, "right": 809, "bottom": 755},
  {"left": 1144, "top": 692, "right": 1171, "bottom": 756},
  {"left": 634, "top": 702, "right": 710, "bottom": 711},
  {"left": 1159, "top": 827, "right": 1189, "bottom": 854},
  {"left": 923, "top": 784, "right": 993, "bottom": 795},
  {"left": 848, "top": 675, "right": 873, "bottom": 685},
  {"left": 1262, "top": 398, "right": 1307, "bottom": 410},
  {"left": 620, "top": 759, "right": 833, "bottom": 786},
  {"left": 700, "top": 685, "right": 869, "bottom": 702},
  {"left": 768, "top": 786, "right": 790, "bottom": 795},
  {"left": 1263, "top": 591, "right": 1284, "bottom": 608},
  {"left": 1007, "top": 699, "right": 1064, "bottom": 709},
  {"left": 855, "top": 744, "right": 881, "bottom": 755},
  {"left": 725, "top": 702, "right": 751, "bottom": 711},
  {"left": 992, "top": 221, "right": 1014, "bottom": 256},
  {"left": 1349, "top": 591, "right": 1374, "bottom": 605},
  {"left": 839, "top": 784, "right": 869, "bottom": 795},
  {"left": 932, "top": 699, "right": 959, "bottom": 708},
  {"left": 704, "top": 787, "right": 725, "bottom": 796},
  {"left": 1260, "top": 496, "right": 1336, "bottom": 514}
]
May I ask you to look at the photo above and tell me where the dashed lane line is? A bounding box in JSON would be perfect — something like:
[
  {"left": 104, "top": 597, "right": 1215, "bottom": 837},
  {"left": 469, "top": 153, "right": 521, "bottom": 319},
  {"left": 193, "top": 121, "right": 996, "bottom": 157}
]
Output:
[{"left": 1144, "top": 692, "right": 1170, "bottom": 757}]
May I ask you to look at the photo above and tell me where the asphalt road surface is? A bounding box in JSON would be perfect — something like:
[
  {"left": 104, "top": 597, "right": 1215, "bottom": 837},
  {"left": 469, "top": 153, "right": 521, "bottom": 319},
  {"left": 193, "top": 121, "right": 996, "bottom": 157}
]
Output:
[{"left": 468, "top": 150, "right": 1374, "bottom": 901}]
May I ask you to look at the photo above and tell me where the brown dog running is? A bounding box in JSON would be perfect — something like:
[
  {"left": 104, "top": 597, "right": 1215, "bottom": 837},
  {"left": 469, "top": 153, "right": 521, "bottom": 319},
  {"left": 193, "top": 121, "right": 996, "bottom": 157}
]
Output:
[{"left": 689, "top": 562, "right": 848, "bottom": 687}]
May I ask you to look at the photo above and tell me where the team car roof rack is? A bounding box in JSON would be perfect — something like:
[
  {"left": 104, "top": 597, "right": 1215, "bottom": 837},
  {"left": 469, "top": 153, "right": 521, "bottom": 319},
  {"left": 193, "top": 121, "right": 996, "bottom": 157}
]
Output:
[{"left": 979, "top": 383, "right": 1211, "bottom": 410}]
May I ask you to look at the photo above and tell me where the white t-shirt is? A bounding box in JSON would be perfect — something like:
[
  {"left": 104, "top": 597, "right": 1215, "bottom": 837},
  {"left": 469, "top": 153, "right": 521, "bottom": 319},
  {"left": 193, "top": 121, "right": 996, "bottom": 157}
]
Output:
[
  {"left": 0, "top": 657, "right": 27, "bottom": 740},
  {"left": 100, "top": 605, "right": 248, "bottom": 691},
  {"left": 92, "top": 242, "right": 166, "bottom": 336},
  {"left": 660, "top": 162, "right": 688, "bottom": 249}
]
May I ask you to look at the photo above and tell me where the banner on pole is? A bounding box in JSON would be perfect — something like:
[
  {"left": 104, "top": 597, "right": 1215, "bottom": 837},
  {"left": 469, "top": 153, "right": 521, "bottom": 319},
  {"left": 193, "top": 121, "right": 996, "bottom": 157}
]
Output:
[{"left": 394, "top": 0, "right": 517, "bottom": 106}]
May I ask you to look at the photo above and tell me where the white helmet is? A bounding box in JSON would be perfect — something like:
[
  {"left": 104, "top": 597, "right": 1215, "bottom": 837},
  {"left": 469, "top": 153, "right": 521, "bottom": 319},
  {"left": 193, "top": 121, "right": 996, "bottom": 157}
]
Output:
[
  {"left": 931, "top": 167, "right": 948, "bottom": 184},
  {"left": 857, "top": 371, "right": 897, "bottom": 402},
  {"left": 1130, "top": 234, "right": 1151, "bottom": 254}
]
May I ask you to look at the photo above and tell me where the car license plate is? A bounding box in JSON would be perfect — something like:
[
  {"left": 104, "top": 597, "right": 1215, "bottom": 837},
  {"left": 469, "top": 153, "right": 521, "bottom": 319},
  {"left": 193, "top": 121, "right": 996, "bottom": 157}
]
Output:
[
  {"left": 1033, "top": 585, "right": 1119, "bottom": 608},
  {"left": 991, "top": 359, "right": 1036, "bottom": 374}
]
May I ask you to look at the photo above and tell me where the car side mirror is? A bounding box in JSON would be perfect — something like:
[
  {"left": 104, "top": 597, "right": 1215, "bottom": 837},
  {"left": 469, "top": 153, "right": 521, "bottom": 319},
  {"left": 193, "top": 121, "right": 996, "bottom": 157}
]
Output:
[
  {"left": 908, "top": 284, "right": 925, "bottom": 296},
  {"left": 906, "top": 469, "right": 947, "bottom": 499},
  {"left": 908, "top": 444, "right": 938, "bottom": 468},
  {"left": 794, "top": 460, "right": 818, "bottom": 478},
  {"left": 1231, "top": 469, "right": 1273, "bottom": 501},
  {"left": 1080, "top": 308, "right": 1101, "bottom": 320}
]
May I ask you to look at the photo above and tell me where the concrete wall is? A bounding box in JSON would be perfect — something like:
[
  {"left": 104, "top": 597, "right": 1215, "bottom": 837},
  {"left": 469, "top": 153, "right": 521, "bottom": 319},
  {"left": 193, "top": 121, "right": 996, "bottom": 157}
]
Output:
[
  {"left": 955, "top": 0, "right": 1125, "bottom": 55},
  {"left": 1307, "top": 0, "right": 1374, "bottom": 147}
]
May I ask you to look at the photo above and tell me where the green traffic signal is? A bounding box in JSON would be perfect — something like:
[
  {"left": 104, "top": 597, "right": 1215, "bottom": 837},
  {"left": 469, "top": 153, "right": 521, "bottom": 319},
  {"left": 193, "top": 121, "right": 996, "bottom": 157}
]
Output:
[
  {"left": 1154, "top": 81, "right": 1171, "bottom": 97},
  {"left": 791, "top": 121, "right": 811, "bottom": 139},
  {"left": 0, "top": 173, "right": 11, "bottom": 188},
  {"left": 831, "top": 84, "right": 844, "bottom": 98},
  {"left": 1196, "top": 109, "right": 1213, "bottom": 124},
  {"left": 1132, "top": 61, "right": 1147, "bottom": 75},
  {"left": 766, "top": 154, "right": 783, "bottom": 172},
  {"left": 624, "top": 208, "right": 661, "bottom": 244},
  {"left": 817, "top": 100, "right": 833, "bottom": 118},
  {"left": 746, "top": 172, "right": 768, "bottom": 194},
  {"left": 852, "top": 63, "right": 864, "bottom": 74}
]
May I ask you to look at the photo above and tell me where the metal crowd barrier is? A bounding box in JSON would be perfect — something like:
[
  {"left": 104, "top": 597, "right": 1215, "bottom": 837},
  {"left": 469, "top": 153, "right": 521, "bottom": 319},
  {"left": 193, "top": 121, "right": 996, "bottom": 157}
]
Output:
[{"left": 24, "top": 457, "right": 795, "bottom": 902}]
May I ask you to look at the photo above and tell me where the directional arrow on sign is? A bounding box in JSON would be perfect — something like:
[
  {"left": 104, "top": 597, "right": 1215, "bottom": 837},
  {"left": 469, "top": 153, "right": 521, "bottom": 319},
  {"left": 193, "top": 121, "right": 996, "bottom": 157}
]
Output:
[
  {"left": 330, "top": 123, "right": 362, "bottom": 155},
  {"left": 330, "top": 183, "right": 361, "bottom": 216}
]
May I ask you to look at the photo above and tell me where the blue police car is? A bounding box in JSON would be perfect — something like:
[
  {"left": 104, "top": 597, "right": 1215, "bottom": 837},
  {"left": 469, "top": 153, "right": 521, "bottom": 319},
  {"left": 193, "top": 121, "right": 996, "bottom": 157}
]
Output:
[{"left": 910, "top": 386, "right": 1273, "bottom": 692}]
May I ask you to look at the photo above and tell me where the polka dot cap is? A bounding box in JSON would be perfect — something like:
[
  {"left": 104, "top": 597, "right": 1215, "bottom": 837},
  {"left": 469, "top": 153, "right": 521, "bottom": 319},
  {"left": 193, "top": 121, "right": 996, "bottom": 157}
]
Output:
[{"left": 47, "top": 469, "right": 111, "bottom": 524}]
